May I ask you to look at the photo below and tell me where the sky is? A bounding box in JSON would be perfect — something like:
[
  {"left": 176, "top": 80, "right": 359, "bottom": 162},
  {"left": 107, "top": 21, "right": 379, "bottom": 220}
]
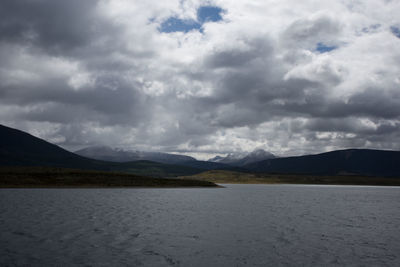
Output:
[{"left": 0, "top": 0, "right": 399, "bottom": 160}]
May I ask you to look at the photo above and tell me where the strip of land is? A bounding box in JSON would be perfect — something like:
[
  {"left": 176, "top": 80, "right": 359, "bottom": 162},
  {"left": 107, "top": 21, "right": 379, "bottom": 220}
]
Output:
[
  {"left": 0, "top": 167, "right": 218, "bottom": 188},
  {"left": 180, "top": 170, "right": 400, "bottom": 186}
]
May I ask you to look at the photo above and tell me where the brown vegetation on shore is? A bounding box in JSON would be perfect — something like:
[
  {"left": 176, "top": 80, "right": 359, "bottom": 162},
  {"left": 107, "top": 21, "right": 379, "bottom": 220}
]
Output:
[
  {"left": 0, "top": 167, "right": 218, "bottom": 188},
  {"left": 181, "top": 170, "right": 400, "bottom": 186}
]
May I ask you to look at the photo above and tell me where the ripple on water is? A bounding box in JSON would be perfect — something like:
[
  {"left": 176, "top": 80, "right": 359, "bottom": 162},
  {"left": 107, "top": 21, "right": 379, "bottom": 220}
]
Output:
[{"left": 0, "top": 185, "right": 399, "bottom": 266}]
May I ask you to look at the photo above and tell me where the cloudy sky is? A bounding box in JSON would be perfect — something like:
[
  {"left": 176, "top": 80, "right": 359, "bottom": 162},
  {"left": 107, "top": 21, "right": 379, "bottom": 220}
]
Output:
[{"left": 1, "top": 0, "right": 399, "bottom": 159}]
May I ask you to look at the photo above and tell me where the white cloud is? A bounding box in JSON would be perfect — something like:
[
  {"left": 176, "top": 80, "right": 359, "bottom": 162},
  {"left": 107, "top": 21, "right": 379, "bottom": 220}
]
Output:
[{"left": 1, "top": 0, "right": 400, "bottom": 158}]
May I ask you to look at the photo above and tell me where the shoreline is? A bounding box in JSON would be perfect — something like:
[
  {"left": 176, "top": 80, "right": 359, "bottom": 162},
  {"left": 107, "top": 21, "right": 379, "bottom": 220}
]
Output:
[
  {"left": 216, "top": 182, "right": 400, "bottom": 187},
  {"left": 181, "top": 170, "right": 400, "bottom": 187},
  {"left": 0, "top": 185, "right": 224, "bottom": 189},
  {"left": 3, "top": 183, "right": 400, "bottom": 188}
]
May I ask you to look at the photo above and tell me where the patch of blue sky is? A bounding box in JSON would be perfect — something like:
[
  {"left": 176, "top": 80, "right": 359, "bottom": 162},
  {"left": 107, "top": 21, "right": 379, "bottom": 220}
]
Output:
[
  {"left": 362, "top": 23, "right": 381, "bottom": 33},
  {"left": 390, "top": 26, "right": 400, "bottom": 39},
  {"left": 159, "top": 6, "right": 223, "bottom": 33},
  {"left": 316, "top": 42, "right": 337, "bottom": 53},
  {"left": 159, "top": 17, "right": 201, "bottom": 33},
  {"left": 197, "top": 6, "right": 223, "bottom": 23}
]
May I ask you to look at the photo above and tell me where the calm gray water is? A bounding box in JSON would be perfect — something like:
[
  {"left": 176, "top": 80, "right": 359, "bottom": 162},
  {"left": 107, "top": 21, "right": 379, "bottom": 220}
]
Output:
[{"left": 1, "top": 184, "right": 399, "bottom": 266}]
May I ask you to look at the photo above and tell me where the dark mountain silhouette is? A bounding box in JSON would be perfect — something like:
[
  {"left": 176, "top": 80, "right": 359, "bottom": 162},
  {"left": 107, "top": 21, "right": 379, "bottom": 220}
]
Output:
[
  {"left": 0, "top": 124, "right": 201, "bottom": 177},
  {"left": 2, "top": 124, "right": 400, "bottom": 178},
  {"left": 0, "top": 124, "right": 96, "bottom": 168},
  {"left": 245, "top": 149, "right": 400, "bottom": 177},
  {"left": 75, "top": 146, "right": 196, "bottom": 164}
]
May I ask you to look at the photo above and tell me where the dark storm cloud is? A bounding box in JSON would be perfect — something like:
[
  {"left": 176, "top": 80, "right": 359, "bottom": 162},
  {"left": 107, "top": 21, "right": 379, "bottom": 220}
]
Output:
[
  {"left": 0, "top": 0, "right": 102, "bottom": 53},
  {"left": 279, "top": 87, "right": 400, "bottom": 120},
  {"left": 302, "top": 118, "right": 400, "bottom": 150},
  {"left": 1, "top": 75, "right": 151, "bottom": 126},
  {"left": 201, "top": 37, "right": 290, "bottom": 109},
  {"left": 0, "top": 0, "right": 153, "bottom": 131},
  {"left": 0, "top": 0, "right": 399, "bottom": 156},
  {"left": 205, "top": 37, "right": 274, "bottom": 69},
  {"left": 305, "top": 118, "right": 375, "bottom": 134},
  {"left": 282, "top": 13, "right": 342, "bottom": 49},
  {"left": 346, "top": 88, "right": 400, "bottom": 119},
  {"left": 178, "top": 30, "right": 398, "bottom": 135}
]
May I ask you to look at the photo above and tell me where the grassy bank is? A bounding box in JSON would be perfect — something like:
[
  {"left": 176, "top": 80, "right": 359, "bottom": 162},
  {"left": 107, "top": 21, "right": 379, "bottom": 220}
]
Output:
[
  {"left": 181, "top": 170, "right": 400, "bottom": 186},
  {"left": 0, "top": 167, "right": 218, "bottom": 188}
]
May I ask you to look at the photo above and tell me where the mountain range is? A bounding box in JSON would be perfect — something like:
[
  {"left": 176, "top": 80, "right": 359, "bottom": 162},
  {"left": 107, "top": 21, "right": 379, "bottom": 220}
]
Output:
[
  {"left": 1, "top": 124, "right": 400, "bottom": 177},
  {"left": 75, "top": 146, "right": 196, "bottom": 164},
  {"left": 208, "top": 149, "right": 276, "bottom": 166},
  {"left": 75, "top": 145, "right": 274, "bottom": 169},
  {"left": 0, "top": 124, "right": 202, "bottom": 177}
]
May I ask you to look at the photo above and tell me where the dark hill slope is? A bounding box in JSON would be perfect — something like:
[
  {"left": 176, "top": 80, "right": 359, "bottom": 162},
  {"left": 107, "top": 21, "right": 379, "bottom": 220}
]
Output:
[
  {"left": 0, "top": 124, "right": 95, "bottom": 168},
  {"left": 0, "top": 124, "right": 201, "bottom": 177},
  {"left": 245, "top": 149, "right": 400, "bottom": 177}
]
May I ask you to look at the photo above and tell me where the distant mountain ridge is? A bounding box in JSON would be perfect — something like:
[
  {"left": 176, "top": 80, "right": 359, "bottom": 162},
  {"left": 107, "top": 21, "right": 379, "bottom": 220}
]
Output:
[
  {"left": 0, "top": 124, "right": 202, "bottom": 177},
  {"left": 75, "top": 146, "right": 245, "bottom": 171},
  {"left": 246, "top": 149, "right": 400, "bottom": 177},
  {"left": 0, "top": 124, "right": 241, "bottom": 177},
  {"left": 1, "top": 124, "right": 400, "bottom": 178},
  {"left": 75, "top": 146, "right": 196, "bottom": 164},
  {"left": 208, "top": 149, "right": 275, "bottom": 166}
]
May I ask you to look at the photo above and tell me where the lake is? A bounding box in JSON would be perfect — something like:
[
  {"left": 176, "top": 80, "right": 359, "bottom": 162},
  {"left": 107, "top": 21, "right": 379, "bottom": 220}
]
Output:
[{"left": 1, "top": 184, "right": 399, "bottom": 266}]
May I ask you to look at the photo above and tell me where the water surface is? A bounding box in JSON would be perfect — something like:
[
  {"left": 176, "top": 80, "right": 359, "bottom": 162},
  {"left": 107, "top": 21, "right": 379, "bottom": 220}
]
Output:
[{"left": 1, "top": 184, "right": 399, "bottom": 266}]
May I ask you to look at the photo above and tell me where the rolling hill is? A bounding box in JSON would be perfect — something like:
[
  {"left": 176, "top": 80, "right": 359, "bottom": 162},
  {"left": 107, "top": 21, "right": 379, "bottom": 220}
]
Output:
[
  {"left": 0, "top": 124, "right": 202, "bottom": 177},
  {"left": 245, "top": 149, "right": 400, "bottom": 177},
  {"left": 2, "top": 124, "right": 400, "bottom": 178}
]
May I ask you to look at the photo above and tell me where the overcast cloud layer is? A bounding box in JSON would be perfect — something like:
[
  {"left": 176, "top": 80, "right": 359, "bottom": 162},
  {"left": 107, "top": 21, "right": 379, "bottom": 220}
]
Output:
[{"left": 1, "top": 0, "right": 399, "bottom": 159}]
